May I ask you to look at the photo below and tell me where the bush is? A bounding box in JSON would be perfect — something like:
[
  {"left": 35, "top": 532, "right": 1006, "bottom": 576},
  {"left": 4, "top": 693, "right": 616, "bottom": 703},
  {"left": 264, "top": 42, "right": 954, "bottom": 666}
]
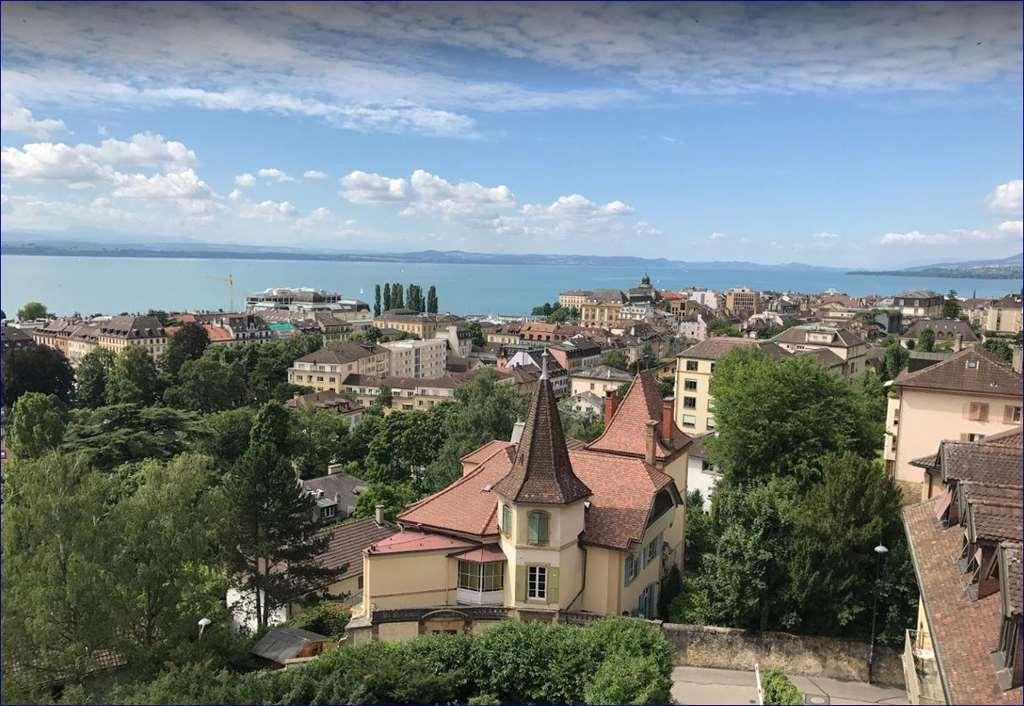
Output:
[
  {"left": 762, "top": 669, "right": 803, "bottom": 705},
  {"left": 584, "top": 654, "right": 670, "bottom": 705},
  {"left": 284, "top": 601, "right": 350, "bottom": 638}
]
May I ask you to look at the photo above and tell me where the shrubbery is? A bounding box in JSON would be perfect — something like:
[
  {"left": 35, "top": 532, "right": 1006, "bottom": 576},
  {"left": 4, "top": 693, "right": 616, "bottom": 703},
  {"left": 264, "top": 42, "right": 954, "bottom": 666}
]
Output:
[
  {"left": 761, "top": 668, "right": 803, "bottom": 705},
  {"left": 113, "top": 617, "right": 673, "bottom": 705}
]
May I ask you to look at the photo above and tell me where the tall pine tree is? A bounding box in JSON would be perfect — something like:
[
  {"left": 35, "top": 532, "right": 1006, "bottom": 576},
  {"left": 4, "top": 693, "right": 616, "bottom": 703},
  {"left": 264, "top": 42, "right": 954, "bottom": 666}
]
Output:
[
  {"left": 392, "top": 283, "right": 405, "bottom": 309},
  {"left": 382, "top": 282, "right": 391, "bottom": 312},
  {"left": 374, "top": 284, "right": 381, "bottom": 317},
  {"left": 427, "top": 285, "right": 438, "bottom": 313}
]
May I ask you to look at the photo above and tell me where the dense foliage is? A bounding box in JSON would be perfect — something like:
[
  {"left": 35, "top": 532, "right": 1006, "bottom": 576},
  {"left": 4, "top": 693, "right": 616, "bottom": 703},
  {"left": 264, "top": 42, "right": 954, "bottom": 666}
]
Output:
[
  {"left": 111, "top": 618, "right": 673, "bottom": 705},
  {"left": 761, "top": 669, "right": 803, "bottom": 705}
]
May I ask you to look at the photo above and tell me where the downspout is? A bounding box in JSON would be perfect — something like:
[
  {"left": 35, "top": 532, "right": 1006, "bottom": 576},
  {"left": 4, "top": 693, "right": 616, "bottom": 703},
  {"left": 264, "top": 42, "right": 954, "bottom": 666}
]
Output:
[{"left": 566, "top": 537, "right": 588, "bottom": 613}]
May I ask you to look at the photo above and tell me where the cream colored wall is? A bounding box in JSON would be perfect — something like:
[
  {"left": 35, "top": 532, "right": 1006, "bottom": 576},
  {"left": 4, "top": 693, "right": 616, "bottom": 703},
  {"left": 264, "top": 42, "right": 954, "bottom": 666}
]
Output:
[
  {"left": 570, "top": 376, "right": 623, "bottom": 397},
  {"left": 581, "top": 546, "right": 621, "bottom": 615},
  {"left": 378, "top": 621, "right": 420, "bottom": 642},
  {"left": 620, "top": 506, "right": 676, "bottom": 615},
  {"left": 322, "top": 574, "right": 361, "bottom": 604},
  {"left": 363, "top": 549, "right": 456, "bottom": 612},
  {"left": 890, "top": 387, "right": 1022, "bottom": 487},
  {"left": 985, "top": 306, "right": 1023, "bottom": 334},
  {"left": 659, "top": 455, "right": 688, "bottom": 570},
  {"left": 674, "top": 357, "right": 714, "bottom": 433}
]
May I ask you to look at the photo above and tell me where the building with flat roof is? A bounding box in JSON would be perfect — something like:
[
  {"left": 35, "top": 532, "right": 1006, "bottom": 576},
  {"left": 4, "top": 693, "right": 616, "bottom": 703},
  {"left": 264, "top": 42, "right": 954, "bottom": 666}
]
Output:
[
  {"left": 287, "top": 343, "right": 390, "bottom": 392},
  {"left": 381, "top": 338, "right": 448, "bottom": 379}
]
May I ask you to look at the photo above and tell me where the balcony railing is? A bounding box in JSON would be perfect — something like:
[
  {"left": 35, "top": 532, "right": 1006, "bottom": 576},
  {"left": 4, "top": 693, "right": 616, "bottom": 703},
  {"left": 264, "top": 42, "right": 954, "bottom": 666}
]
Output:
[{"left": 902, "top": 629, "right": 944, "bottom": 704}]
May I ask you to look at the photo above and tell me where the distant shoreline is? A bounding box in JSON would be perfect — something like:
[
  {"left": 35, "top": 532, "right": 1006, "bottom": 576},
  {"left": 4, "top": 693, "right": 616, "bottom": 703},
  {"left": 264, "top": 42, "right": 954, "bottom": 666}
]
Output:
[{"left": 847, "top": 269, "right": 1022, "bottom": 281}]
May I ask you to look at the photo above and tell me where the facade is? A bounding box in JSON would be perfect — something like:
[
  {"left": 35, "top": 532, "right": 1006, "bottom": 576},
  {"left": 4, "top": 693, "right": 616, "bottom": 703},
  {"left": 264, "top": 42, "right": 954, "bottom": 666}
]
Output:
[
  {"left": 285, "top": 390, "right": 364, "bottom": 428},
  {"left": 433, "top": 324, "right": 473, "bottom": 359},
  {"left": 983, "top": 293, "right": 1023, "bottom": 335},
  {"left": 723, "top": 288, "right": 761, "bottom": 317},
  {"left": 902, "top": 319, "right": 978, "bottom": 349},
  {"left": 674, "top": 337, "right": 789, "bottom": 433},
  {"left": 346, "top": 368, "right": 691, "bottom": 642},
  {"left": 677, "top": 313, "right": 708, "bottom": 342},
  {"left": 548, "top": 338, "right": 602, "bottom": 372},
  {"left": 340, "top": 370, "right": 499, "bottom": 410},
  {"left": 381, "top": 338, "right": 448, "bottom": 379},
  {"left": 579, "top": 290, "right": 625, "bottom": 327},
  {"left": 485, "top": 324, "right": 521, "bottom": 346},
  {"left": 32, "top": 315, "right": 166, "bottom": 363},
  {"left": 900, "top": 430, "right": 1022, "bottom": 705},
  {"left": 569, "top": 365, "right": 633, "bottom": 398},
  {"left": 687, "top": 289, "right": 719, "bottom": 311},
  {"left": 893, "top": 290, "right": 945, "bottom": 319},
  {"left": 246, "top": 287, "right": 369, "bottom": 318},
  {"left": 684, "top": 435, "right": 719, "bottom": 511},
  {"left": 1, "top": 324, "right": 36, "bottom": 355},
  {"left": 773, "top": 324, "right": 868, "bottom": 377},
  {"left": 374, "top": 310, "right": 439, "bottom": 338},
  {"left": 287, "top": 343, "right": 390, "bottom": 392},
  {"left": 558, "top": 290, "right": 592, "bottom": 310},
  {"left": 884, "top": 348, "right": 1022, "bottom": 502},
  {"left": 502, "top": 349, "right": 570, "bottom": 397},
  {"left": 565, "top": 391, "right": 604, "bottom": 418}
]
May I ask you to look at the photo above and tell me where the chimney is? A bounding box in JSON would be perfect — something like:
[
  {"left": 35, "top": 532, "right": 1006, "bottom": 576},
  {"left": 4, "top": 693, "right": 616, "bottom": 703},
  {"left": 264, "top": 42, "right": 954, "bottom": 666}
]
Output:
[
  {"left": 661, "top": 398, "right": 674, "bottom": 443},
  {"left": 510, "top": 420, "right": 526, "bottom": 444},
  {"left": 603, "top": 390, "right": 619, "bottom": 427},
  {"left": 645, "top": 420, "right": 658, "bottom": 466},
  {"left": 955, "top": 333, "right": 964, "bottom": 352},
  {"left": 374, "top": 504, "right": 385, "bottom": 525}
]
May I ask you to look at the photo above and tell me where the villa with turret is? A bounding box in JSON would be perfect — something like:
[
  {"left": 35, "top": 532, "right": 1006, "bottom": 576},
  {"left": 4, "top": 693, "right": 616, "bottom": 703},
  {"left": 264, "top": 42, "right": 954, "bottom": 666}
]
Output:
[{"left": 347, "top": 356, "right": 693, "bottom": 642}]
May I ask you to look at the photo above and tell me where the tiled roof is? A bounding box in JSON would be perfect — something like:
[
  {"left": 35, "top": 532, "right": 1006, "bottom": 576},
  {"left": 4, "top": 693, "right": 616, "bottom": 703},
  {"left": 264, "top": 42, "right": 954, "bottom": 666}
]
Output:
[
  {"left": 910, "top": 453, "right": 939, "bottom": 470},
  {"left": 938, "top": 441, "right": 1023, "bottom": 486},
  {"left": 98, "top": 314, "right": 165, "bottom": 339},
  {"left": 897, "top": 289, "right": 941, "bottom": 298},
  {"left": 992, "top": 293, "right": 1022, "bottom": 308},
  {"left": 904, "top": 318, "right": 979, "bottom": 342},
  {"left": 460, "top": 439, "right": 515, "bottom": 466},
  {"left": 903, "top": 499, "right": 1023, "bottom": 705},
  {"left": 969, "top": 502, "right": 1023, "bottom": 543},
  {"left": 252, "top": 627, "right": 328, "bottom": 664},
  {"left": 492, "top": 377, "right": 592, "bottom": 504},
  {"left": 368, "top": 530, "right": 475, "bottom": 555},
  {"left": 1001, "top": 542, "right": 1021, "bottom": 615},
  {"left": 894, "top": 347, "right": 1021, "bottom": 396},
  {"left": 571, "top": 365, "right": 633, "bottom": 383},
  {"left": 982, "top": 426, "right": 1024, "bottom": 448},
  {"left": 450, "top": 544, "right": 506, "bottom": 563},
  {"left": 795, "top": 348, "right": 845, "bottom": 368},
  {"left": 295, "top": 343, "right": 385, "bottom": 365},
  {"left": 314, "top": 517, "right": 396, "bottom": 578},
  {"left": 678, "top": 336, "right": 789, "bottom": 361},
  {"left": 773, "top": 324, "right": 865, "bottom": 348},
  {"left": 959, "top": 481, "right": 1023, "bottom": 508},
  {"left": 302, "top": 472, "right": 367, "bottom": 507},
  {"left": 586, "top": 289, "right": 625, "bottom": 303},
  {"left": 587, "top": 371, "right": 691, "bottom": 460}
]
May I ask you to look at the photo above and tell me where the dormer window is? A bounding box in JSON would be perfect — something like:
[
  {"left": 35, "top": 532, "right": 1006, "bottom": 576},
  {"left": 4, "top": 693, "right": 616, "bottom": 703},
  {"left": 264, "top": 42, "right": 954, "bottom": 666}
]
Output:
[{"left": 527, "top": 511, "right": 549, "bottom": 546}]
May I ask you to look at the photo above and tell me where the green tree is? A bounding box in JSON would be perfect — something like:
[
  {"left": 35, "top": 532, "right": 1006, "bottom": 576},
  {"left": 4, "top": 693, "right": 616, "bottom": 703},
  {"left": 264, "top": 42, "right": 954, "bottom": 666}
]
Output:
[
  {"left": 942, "top": 290, "right": 961, "bottom": 319},
  {"left": 374, "top": 284, "right": 382, "bottom": 317},
  {"left": 189, "top": 406, "right": 256, "bottom": 468},
  {"left": 339, "top": 412, "right": 385, "bottom": 465},
  {"left": 762, "top": 670, "right": 803, "bottom": 705},
  {"left": 465, "top": 321, "right": 485, "bottom": 346},
  {"left": 75, "top": 347, "right": 116, "bottom": 408},
  {"left": 353, "top": 482, "right": 418, "bottom": 521},
  {"left": 63, "top": 404, "right": 200, "bottom": 471},
  {"left": 549, "top": 305, "right": 578, "bottom": 324},
  {"left": 601, "top": 349, "right": 630, "bottom": 371},
  {"left": 222, "top": 402, "right": 336, "bottom": 630},
  {"left": 17, "top": 301, "right": 47, "bottom": 320},
  {"left": 163, "top": 356, "right": 245, "bottom": 413},
  {"left": 708, "top": 348, "right": 881, "bottom": 489},
  {"left": 917, "top": 327, "right": 935, "bottom": 352},
  {"left": 291, "top": 406, "right": 351, "bottom": 479},
  {"left": 427, "top": 285, "right": 438, "bottom": 314},
  {"left": 882, "top": 338, "right": 910, "bottom": 380},
  {"left": 2, "top": 344, "right": 75, "bottom": 408},
  {"left": 391, "top": 282, "right": 405, "bottom": 309},
  {"left": 162, "top": 321, "right": 210, "bottom": 376},
  {"left": 374, "top": 384, "right": 393, "bottom": 409},
  {"left": 708, "top": 319, "right": 742, "bottom": 337},
  {"left": 558, "top": 400, "right": 604, "bottom": 442},
  {"left": 8, "top": 392, "right": 65, "bottom": 459},
  {"left": 982, "top": 337, "right": 1014, "bottom": 364},
  {"left": 365, "top": 407, "right": 452, "bottom": 486},
  {"left": 382, "top": 282, "right": 392, "bottom": 311},
  {"left": 106, "top": 344, "right": 161, "bottom": 405}
]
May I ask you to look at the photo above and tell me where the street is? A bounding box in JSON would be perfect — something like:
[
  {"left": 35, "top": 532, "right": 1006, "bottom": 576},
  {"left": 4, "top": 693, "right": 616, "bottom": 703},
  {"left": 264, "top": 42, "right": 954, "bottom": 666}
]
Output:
[{"left": 671, "top": 666, "right": 910, "bottom": 705}]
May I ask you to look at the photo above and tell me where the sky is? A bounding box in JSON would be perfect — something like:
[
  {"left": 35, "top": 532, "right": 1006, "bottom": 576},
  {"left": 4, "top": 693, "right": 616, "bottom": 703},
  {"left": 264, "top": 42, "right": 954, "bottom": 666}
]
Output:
[{"left": 1, "top": 1, "right": 1022, "bottom": 267}]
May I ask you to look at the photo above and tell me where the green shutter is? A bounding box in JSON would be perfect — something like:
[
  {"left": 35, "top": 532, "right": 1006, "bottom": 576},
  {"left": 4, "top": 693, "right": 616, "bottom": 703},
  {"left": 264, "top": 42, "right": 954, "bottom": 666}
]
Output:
[
  {"left": 547, "top": 567, "right": 559, "bottom": 605},
  {"left": 515, "top": 565, "right": 526, "bottom": 602}
]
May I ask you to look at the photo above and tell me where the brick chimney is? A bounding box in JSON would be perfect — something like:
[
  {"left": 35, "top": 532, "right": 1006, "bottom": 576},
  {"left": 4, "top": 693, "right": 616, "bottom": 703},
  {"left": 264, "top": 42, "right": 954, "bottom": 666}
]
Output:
[
  {"left": 603, "top": 390, "right": 619, "bottom": 427},
  {"left": 375, "top": 504, "right": 385, "bottom": 525},
  {"left": 661, "top": 398, "right": 674, "bottom": 444},
  {"left": 955, "top": 333, "right": 964, "bottom": 352},
  {"left": 645, "top": 420, "right": 658, "bottom": 466}
]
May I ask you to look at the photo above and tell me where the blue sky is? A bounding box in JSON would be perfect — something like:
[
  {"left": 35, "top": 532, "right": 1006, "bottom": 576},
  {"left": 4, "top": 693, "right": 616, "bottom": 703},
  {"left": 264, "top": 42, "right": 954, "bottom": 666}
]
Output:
[{"left": 1, "top": 1, "right": 1022, "bottom": 267}]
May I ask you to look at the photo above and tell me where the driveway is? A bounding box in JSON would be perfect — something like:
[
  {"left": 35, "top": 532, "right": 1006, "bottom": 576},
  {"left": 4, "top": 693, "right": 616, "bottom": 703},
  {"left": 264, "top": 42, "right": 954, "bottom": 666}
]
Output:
[{"left": 671, "top": 666, "right": 910, "bottom": 705}]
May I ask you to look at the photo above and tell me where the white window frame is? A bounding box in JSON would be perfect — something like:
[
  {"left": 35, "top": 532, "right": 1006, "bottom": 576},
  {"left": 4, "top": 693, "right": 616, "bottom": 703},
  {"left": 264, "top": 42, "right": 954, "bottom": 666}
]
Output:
[{"left": 527, "top": 565, "right": 547, "bottom": 600}]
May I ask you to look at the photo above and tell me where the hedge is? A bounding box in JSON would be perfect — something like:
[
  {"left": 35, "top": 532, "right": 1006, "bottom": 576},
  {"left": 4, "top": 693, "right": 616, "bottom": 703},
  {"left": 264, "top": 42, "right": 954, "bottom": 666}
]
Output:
[
  {"left": 762, "top": 668, "right": 803, "bottom": 705},
  {"left": 111, "top": 617, "right": 674, "bottom": 705}
]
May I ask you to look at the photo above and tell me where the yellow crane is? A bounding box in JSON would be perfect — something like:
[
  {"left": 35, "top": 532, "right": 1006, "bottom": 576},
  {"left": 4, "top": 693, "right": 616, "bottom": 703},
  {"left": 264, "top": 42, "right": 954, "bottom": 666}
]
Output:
[{"left": 205, "top": 273, "right": 236, "bottom": 312}]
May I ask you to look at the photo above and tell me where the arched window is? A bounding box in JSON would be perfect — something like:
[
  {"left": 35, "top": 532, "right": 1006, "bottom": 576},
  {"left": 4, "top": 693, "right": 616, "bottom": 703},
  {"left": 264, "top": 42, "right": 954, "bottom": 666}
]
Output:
[
  {"left": 501, "top": 504, "right": 512, "bottom": 537},
  {"left": 528, "top": 511, "right": 550, "bottom": 546}
]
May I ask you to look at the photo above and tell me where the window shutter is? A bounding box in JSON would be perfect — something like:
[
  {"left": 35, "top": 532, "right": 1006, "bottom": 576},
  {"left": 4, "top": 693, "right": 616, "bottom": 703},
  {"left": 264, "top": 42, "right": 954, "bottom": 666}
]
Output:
[
  {"left": 960, "top": 433, "right": 970, "bottom": 442},
  {"left": 515, "top": 565, "right": 526, "bottom": 602},
  {"left": 547, "top": 567, "right": 559, "bottom": 604},
  {"left": 1004, "top": 406, "right": 1015, "bottom": 423},
  {"left": 978, "top": 403, "right": 989, "bottom": 422}
]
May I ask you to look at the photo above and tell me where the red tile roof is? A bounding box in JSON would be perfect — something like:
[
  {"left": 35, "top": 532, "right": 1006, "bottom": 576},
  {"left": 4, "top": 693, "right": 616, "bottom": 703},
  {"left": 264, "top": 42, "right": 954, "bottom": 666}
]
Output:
[
  {"left": 903, "top": 499, "right": 1023, "bottom": 704},
  {"left": 586, "top": 371, "right": 691, "bottom": 461},
  {"left": 315, "top": 517, "right": 396, "bottom": 578},
  {"left": 367, "top": 530, "right": 474, "bottom": 556},
  {"left": 894, "top": 347, "right": 1022, "bottom": 397},
  {"left": 450, "top": 544, "right": 506, "bottom": 563},
  {"left": 460, "top": 439, "right": 515, "bottom": 466},
  {"left": 679, "top": 336, "right": 790, "bottom": 361}
]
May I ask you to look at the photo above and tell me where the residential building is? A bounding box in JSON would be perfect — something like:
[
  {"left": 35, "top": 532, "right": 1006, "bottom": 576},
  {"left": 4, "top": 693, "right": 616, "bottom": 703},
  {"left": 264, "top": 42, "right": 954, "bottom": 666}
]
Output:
[
  {"left": 558, "top": 290, "right": 592, "bottom": 310},
  {"left": 501, "top": 349, "right": 570, "bottom": 397},
  {"left": 518, "top": 322, "right": 578, "bottom": 344},
  {"left": 723, "top": 288, "right": 761, "bottom": 317},
  {"left": 743, "top": 311, "right": 784, "bottom": 334},
  {"left": 485, "top": 324, "right": 521, "bottom": 346},
  {"left": 346, "top": 369, "right": 691, "bottom": 642},
  {"left": 565, "top": 390, "right": 604, "bottom": 418},
  {"left": 340, "top": 370, "right": 500, "bottom": 410},
  {"left": 570, "top": 365, "right": 633, "bottom": 398},
  {"left": 285, "top": 390, "right": 364, "bottom": 428},
  {"left": 684, "top": 434, "right": 719, "bottom": 511},
  {"left": 1, "top": 324, "right": 35, "bottom": 355},
  {"left": 548, "top": 338, "right": 602, "bottom": 372},
  {"left": 251, "top": 628, "right": 332, "bottom": 669},
  {"left": 900, "top": 430, "right": 1022, "bottom": 704},
  {"left": 374, "top": 309, "right": 439, "bottom": 338},
  {"left": 773, "top": 324, "right": 868, "bottom": 377},
  {"left": 884, "top": 348, "right": 1022, "bottom": 502},
  {"left": 674, "top": 337, "right": 789, "bottom": 433},
  {"left": 677, "top": 313, "right": 708, "bottom": 342},
  {"left": 287, "top": 343, "right": 390, "bottom": 392},
  {"left": 687, "top": 289, "right": 719, "bottom": 311},
  {"left": 658, "top": 291, "right": 686, "bottom": 317},
  {"left": 302, "top": 471, "right": 369, "bottom": 524},
  {"left": 901, "top": 319, "right": 978, "bottom": 349},
  {"left": 433, "top": 324, "right": 473, "bottom": 359},
  {"left": 579, "top": 289, "right": 625, "bottom": 327},
  {"left": 32, "top": 314, "right": 166, "bottom": 362},
  {"left": 246, "top": 287, "right": 369, "bottom": 318},
  {"left": 381, "top": 338, "right": 448, "bottom": 379},
  {"left": 983, "top": 293, "right": 1023, "bottom": 335},
  {"left": 893, "top": 290, "right": 945, "bottom": 319}
]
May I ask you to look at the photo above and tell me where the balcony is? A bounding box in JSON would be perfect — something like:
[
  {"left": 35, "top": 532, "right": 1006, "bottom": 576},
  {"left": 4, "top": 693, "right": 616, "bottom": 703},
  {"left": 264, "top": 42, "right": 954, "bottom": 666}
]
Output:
[
  {"left": 456, "top": 588, "right": 504, "bottom": 606},
  {"left": 902, "top": 629, "right": 944, "bottom": 704}
]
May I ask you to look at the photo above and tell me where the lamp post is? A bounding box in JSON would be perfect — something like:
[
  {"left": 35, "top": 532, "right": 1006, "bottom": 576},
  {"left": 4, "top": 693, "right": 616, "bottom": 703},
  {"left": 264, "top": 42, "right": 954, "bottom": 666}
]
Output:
[
  {"left": 868, "top": 543, "right": 889, "bottom": 683},
  {"left": 197, "top": 617, "right": 212, "bottom": 640}
]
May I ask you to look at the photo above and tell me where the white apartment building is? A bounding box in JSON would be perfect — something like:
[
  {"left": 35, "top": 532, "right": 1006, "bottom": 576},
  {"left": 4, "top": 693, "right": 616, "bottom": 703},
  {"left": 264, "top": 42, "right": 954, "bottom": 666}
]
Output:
[{"left": 381, "top": 338, "right": 448, "bottom": 379}]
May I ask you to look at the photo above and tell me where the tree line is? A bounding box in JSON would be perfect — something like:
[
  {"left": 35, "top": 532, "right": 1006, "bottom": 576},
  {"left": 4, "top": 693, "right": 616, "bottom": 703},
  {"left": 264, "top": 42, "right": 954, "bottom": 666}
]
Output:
[{"left": 374, "top": 283, "right": 438, "bottom": 316}]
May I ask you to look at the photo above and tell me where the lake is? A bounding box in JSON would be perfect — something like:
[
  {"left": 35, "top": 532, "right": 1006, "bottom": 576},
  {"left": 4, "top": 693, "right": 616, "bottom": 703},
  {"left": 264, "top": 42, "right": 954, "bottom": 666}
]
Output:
[{"left": 2, "top": 254, "right": 1020, "bottom": 317}]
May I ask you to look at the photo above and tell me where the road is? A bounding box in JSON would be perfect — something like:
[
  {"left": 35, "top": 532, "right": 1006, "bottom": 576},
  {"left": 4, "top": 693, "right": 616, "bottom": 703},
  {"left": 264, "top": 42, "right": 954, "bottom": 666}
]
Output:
[{"left": 671, "top": 666, "right": 910, "bottom": 705}]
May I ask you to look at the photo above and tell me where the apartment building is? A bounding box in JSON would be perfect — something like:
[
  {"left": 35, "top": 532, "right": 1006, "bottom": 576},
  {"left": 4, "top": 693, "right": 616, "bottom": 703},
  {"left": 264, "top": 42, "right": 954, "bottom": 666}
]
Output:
[
  {"left": 579, "top": 289, "right": 625, "bottom": 327},
  {"left": 723, "top": 288, "right": 761, "bottom": 317},
  {"left": 983, "top": 293, "right": 1023, "bottom": 335},
  {"left": 901, "top": 319, "right": 978, "bottom": 349},
  {"left": 900, "top": 429, "right": 1022, "bottom": 704},
  {"left": 381, "top": 338, "right": 448, "bottom": 379},
  {"left": 548, "top": 338, "right": 602, "bottom": 372},
  {"left": 773, "top": 324, "right": 868, "bottom": 377},
  {"left": 340, "top": 370, "right": 499, "bottom": 411},
  {"left": 569, "top": 365, "right": 633, "bottom": 398},
  {"left": 884, "top": 348, "right": 1022, "bottom": 503},
  {"left": 287, "top": 343, "right": 390, "bottom": 392},
  {"left": 374, "top": 310, "right": 439, "bottom": 338},
  {"left": 558, "top": 290, "right": 591, "bottom": 310},
  {"left": 32, "top": 315, "right": 166, "bottom": 363},
  {"left": 346, "top": 369, "right": 692, "bottom": 643},
  {"left": 674, "top": 337, "right": 788, "bottom": 433},
  {"left": 893, "top": 290, "right": 945, "bottom": 319}
]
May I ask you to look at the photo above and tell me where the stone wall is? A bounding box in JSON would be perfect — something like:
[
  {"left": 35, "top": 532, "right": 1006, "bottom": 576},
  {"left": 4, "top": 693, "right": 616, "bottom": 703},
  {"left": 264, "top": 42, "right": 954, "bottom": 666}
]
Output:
[{"left": 662, "top": 622, "right": 905, "bottom": 688}]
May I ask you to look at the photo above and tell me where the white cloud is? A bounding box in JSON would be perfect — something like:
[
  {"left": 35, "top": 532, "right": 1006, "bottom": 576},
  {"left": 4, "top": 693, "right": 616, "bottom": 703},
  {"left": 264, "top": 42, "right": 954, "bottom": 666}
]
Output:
[
  {"left": 812, "top": 232, "right": 840, "bottom": 241},
  {"left": 340, "top": 170, "right": 411, "bottom": 203},
  {"left": 708, "top": 232, "right": 726, "bottom": 241},
  {"left": 229, "top": 188, "right": 243, "bottom": 201},
  {"left": 986, "top": 179, "right": 1023, "bottom": 214},
  {"left": 293, "top": 206, "right": 332, "bottom": 230},
  {"left": 257, "top": 167, "right": 295, "bottom": 183},
  {"left": 399, "top": 169, "right": 515, "bottom": 218},
  {"left": 78, "top": 132, "right": 195, "bottom": 169},
  {"left": 997, "top": 220, "right": 1023, "bottom": 237},
  {"left": 0, "top": 95, "right": 66, "bottom": 138},
  {"left": 239, "top": 198, "right": 298, "bottom": 220},
  {"left": 303, "top": 170, "right": 327, "bottom": 180},
  {"left": 234, "top": 173, "right": 256, "bottom": 188},
  {"left": 880, "top": 225, "right": 1020, "bottom": 246},
  {"left": 111, "top": 169, "right": 213, "bottom": 202}
]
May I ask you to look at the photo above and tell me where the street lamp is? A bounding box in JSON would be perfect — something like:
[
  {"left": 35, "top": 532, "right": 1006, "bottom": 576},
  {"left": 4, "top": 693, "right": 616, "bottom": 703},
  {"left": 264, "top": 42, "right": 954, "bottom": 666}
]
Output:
[
  {"left": 868, "top": 543, "right": 889, "bottom": 684},
  {"left": 197, "top": 617, "right": 212, "bottom": 640}
]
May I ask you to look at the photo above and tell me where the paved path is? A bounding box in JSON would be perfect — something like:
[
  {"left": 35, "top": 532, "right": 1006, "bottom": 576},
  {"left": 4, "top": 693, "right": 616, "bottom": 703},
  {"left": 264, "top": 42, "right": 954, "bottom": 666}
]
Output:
[{"left": 671, "top": 666, "right": 910, "bottom": 705}]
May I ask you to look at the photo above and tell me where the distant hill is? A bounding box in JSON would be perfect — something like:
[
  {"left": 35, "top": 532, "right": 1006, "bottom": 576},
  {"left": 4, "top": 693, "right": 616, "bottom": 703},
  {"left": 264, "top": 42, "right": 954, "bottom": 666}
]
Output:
[{"left": 849, "top": 253, "right": 1022, "bottom": 280}]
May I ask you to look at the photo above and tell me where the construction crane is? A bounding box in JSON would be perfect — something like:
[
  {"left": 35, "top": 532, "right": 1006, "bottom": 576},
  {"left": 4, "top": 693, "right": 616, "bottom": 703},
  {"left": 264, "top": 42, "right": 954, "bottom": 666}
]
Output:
[{"left": 205, "top": 273, "right": 236, "bottom": 312}]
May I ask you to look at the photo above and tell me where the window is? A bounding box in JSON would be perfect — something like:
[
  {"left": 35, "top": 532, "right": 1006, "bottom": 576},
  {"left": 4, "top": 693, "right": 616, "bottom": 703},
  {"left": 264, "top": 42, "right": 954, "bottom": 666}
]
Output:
[
  {"left": 320, "top": 505, "right": 337, "bottom": 520},
  {"left": 501, "top": 504, "right": 512, "bottom": 537},
  {"left": 1005, "top": 405, "right": 1022, "bottom": 423},
  {"left": 624, "top": 555, "right": 637, "bottom": 585},
  {"left": 527, "top": 565, "right": 547, "bottom": 599},
  {"left": 683, "top": 396, "right": 697, "bottom": 409},
  {"left": 644, "top": 535, "right": 661, "bottom": 566},
  {"left": 709, "top": 362, "right": 716, "bottom": 373},
  {"left": 681, "top": 414, "right": 696, "bottom": 428},
  {"left": 685, "top": 360, "right": 698, "bottom": 371},
  {"left": 528, "top": 511, "right": 550, "bottom": 546},
  {"left": 684, "top": 379, "right": 698, "bottom": 391},
  {"left": 963, "top": 432, "right": 986, "bottom": 443},
  {"left": 968, "top": 401, "right": 990, "bottom": 421},
  {"left": 706, "top": 417, "right": 716, "bottom": 430},
  {"left": 481, "top": 562, "right": 504, "bottom": 591}
]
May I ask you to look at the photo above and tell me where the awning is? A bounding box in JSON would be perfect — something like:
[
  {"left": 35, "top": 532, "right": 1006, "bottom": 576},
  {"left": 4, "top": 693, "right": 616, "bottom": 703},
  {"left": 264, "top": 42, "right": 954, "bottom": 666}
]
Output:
[{"left": 449, "top": 544, "right": 507, "bottom": 563}]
